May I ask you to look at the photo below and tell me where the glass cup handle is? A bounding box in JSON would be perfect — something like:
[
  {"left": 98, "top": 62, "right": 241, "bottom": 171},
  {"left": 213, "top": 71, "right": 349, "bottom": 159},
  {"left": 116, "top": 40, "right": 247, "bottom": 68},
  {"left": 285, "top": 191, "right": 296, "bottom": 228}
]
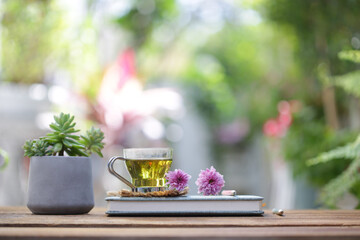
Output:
[{"left": 108, "top": 156, "right": 136, "bottom": 191}]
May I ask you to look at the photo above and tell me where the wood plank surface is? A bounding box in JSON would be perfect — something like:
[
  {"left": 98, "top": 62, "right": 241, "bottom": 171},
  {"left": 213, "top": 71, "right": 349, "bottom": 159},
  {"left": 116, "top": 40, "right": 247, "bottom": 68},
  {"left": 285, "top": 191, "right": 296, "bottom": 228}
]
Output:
[
  {"left": 1, "top": 227, "right": 360, "bottom": 239},
  {"left": 1, "top": 207, "right": 360, "bottom": 228},
  {"left": 1, "top": 207, "right": 360, "bottom": 239}
]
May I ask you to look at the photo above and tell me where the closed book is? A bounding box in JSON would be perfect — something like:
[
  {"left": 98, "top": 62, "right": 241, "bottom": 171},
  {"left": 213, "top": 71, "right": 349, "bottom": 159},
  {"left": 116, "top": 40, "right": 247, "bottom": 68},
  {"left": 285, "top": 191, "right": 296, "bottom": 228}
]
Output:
[{"left": 106, "top": 195, "right": 264, "bottom": 216}]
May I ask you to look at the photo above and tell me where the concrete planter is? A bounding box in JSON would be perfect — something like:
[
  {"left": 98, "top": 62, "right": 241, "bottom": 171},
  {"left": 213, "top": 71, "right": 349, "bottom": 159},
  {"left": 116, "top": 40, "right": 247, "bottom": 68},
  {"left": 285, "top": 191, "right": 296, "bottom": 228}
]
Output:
[{"left": 27, "top": 156, "right": 94, "bottom": 214}]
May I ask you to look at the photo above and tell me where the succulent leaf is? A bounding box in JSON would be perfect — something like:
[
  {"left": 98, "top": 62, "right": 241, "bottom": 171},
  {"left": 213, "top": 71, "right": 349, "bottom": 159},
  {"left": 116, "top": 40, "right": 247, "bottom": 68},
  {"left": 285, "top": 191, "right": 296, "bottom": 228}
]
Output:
[
  {"left": 53, "top": 143, "right": 63, "bottom": 153},
  {"left": 23, "top": 140, "right": 35, "bottom": 157}
]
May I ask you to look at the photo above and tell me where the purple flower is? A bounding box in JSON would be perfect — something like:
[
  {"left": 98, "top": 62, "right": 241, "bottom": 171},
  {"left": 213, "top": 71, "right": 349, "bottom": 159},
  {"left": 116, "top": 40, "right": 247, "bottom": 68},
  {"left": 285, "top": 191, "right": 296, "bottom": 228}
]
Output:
[
  {"left": 195, "top": 166, "right": 225, "bottom": 195},
  {"left": 165, "top": 169, "right": 191, "bottom": 192}
]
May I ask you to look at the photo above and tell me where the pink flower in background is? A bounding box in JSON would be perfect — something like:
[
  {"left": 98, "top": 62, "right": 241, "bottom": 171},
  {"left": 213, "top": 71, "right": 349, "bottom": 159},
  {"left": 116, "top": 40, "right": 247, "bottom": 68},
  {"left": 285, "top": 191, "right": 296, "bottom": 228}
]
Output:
[
  {"left": 165, "top": 169, "right": 191, "bottom": 192},
  {"left": 195, "top": 166, "right": 225, "bottom": 195},
  {"left": 263, "top": 118, "right": 282, "bottom": 137},
  {"left": 263, "top": 100, "right": 293, "bottom": 138}
]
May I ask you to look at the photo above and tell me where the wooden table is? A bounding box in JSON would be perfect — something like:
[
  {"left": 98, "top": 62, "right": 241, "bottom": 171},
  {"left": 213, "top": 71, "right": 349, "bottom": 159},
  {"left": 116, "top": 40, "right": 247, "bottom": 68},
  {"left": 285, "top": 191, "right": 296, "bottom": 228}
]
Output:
[{"left": 1, "top": 207, "right": 360, "bottom": 239}]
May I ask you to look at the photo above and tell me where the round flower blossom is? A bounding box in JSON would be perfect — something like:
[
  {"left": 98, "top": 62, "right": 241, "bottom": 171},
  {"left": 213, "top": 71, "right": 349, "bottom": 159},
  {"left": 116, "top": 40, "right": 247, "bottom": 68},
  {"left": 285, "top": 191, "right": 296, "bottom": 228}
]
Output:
[
  {"left": 195, "top": 166, "right": 225, "bottom": 195},
  {"left": 165, "top": 169, "right": 191, "bottom": 192}
]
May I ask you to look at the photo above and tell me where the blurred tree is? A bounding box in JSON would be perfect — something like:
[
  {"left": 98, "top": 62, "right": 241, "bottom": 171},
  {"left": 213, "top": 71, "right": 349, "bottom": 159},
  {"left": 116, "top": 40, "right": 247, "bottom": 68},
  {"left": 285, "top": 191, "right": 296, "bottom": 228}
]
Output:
[
  {"left": 114, "top": 0, "right": 298, "bottom": 144},
  {"left": 261, "top": 0, "right": 360, "bottom": 128},
  {"left": 261, "top": 0, "right": 360, "bottom": 208},
  {"left": 189, "top": 22, "right": 299, "bottom": 128},
  {"left": 1, "top": 0, "right": 101, "bottom": 104},
  {"left": 1, "top": 0, "right": 67, "bottom": 84},
  {"left": 307, "top": 50, "right": 360, "bottom": 208},
  {"left": 114, "top": 0, "right": 178, "bottom": 49}
]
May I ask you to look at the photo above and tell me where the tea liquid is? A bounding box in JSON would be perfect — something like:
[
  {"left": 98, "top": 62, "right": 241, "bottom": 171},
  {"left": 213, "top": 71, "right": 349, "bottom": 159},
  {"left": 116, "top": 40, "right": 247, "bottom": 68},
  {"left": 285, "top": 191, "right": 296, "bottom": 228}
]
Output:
[{"left": 125, "top": 158, "right": 172, "bottom": 187}]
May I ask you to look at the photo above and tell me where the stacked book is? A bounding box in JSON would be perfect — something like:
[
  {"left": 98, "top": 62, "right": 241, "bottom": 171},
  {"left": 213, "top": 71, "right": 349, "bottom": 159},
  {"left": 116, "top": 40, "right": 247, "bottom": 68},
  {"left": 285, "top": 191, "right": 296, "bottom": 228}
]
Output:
[{"left": 106, "top": 195, "right": 264, "bottom": 216}]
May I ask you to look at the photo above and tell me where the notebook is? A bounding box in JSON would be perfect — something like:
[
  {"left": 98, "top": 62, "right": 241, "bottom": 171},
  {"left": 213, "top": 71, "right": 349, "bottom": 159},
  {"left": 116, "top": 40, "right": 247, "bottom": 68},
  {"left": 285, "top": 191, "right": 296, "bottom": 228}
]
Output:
[{"left": 106, "top": 195, "right": 264, "bottom": 216}]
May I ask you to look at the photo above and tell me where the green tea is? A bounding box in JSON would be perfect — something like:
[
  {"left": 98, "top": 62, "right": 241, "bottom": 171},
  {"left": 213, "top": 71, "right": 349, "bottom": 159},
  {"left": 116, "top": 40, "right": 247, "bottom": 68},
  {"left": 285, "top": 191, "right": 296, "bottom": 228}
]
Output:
[{"left": 125, "top": 158, "right": 172, "bottom": 187}]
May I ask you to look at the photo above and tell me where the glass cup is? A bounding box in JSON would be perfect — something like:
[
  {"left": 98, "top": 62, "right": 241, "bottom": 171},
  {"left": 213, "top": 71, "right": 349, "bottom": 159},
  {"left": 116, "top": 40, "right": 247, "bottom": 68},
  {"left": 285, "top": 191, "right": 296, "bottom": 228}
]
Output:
[{"left": 108, "top": 148, "right": 173, "bottom": 193}]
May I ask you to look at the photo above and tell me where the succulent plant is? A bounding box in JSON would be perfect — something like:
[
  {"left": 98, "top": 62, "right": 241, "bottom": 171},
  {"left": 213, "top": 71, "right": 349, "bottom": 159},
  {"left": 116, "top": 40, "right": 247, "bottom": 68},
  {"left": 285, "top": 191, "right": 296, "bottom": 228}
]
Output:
[
  {"left": 24, "top": 113, "right": 104, "bottom": 157},
  {"left": 80, "top": 127, "right": 105, "bottom": 158},
  {"left": 24, "top": 138, "right": 52, "bottom": 157}
]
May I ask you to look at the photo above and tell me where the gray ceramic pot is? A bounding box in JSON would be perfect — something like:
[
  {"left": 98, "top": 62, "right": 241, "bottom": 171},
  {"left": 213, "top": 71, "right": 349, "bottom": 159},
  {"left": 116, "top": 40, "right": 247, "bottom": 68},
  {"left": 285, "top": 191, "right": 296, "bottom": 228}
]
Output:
[{"left": 27, "top": 156, "right": 94, "bottom": 214}]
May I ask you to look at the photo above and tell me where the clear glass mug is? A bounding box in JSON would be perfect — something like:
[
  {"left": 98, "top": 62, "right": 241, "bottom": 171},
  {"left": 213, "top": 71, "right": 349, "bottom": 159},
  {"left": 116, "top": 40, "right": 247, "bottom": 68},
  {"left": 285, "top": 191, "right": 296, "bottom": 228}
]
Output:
[{"left": 108, "top": 148, "right": 173, "bottom": 192}]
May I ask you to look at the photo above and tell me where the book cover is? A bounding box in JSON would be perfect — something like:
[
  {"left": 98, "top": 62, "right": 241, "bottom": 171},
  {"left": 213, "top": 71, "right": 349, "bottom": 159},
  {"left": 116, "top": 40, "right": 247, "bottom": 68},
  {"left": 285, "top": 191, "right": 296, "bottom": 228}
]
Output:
[{"left": 106, "top": 195, "right": 264, "bottom": 216}]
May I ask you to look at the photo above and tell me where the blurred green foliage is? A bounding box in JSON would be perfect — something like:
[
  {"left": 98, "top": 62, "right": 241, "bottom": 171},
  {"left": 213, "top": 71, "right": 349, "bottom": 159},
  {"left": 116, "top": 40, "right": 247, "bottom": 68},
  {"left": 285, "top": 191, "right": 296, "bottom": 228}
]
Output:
[
  {"left": 187, "top": 23, "right": 297, "bottom": 127},
  {"left": 2, "top": 0, "right": 66, "bottom": 84},
  {"left": 307, "top": 134, "right": 360, "bottom": 208},
  {"left": 261, "top": 0, "right": 360, "bottom": 75},
  {"left": 306, "top": 50, "right": 360, "bottom": 208},
  {"left": 260, "top": 0, "right": 360, "bottom": 208},
  {"left": 115, "top": 1, "right": 296, "bottom": 132},
  {"left": 1, "top": 0, "right": 101, "bottom": 100},
  {"left": 260, "top": 0, "right": 360, "bottom": 116},
  {"left": 114, "top": 0, "right": 178, "bottom": 48},
  {"left": 284, "top": 107, "right": 356, "bottom": 186}
]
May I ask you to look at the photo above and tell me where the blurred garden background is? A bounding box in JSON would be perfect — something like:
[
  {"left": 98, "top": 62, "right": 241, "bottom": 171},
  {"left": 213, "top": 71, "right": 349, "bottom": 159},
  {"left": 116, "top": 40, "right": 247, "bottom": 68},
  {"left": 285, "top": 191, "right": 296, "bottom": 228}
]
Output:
[{"left": 1, "top": 0, "right": 360, "bottom": 209}]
